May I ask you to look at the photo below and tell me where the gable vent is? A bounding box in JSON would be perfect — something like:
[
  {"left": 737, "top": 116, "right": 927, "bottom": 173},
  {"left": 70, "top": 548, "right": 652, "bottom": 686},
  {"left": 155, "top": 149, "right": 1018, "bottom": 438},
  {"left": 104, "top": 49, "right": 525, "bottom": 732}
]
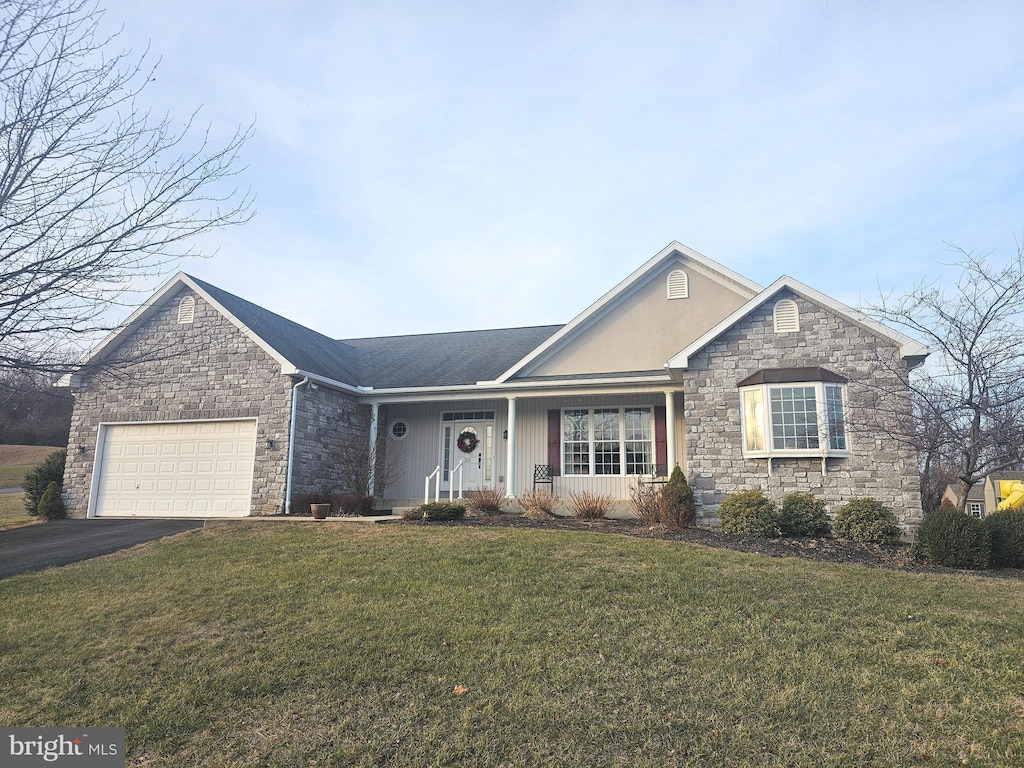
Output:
[
  {"left": 177, "top": 295, "right": 196, "bottom": 324},
  {"left": 667, "top": 269, "right": 689, "bottom": 300},
  {"left": 773, "top": 298, "right": 799, "bottom": 333}
]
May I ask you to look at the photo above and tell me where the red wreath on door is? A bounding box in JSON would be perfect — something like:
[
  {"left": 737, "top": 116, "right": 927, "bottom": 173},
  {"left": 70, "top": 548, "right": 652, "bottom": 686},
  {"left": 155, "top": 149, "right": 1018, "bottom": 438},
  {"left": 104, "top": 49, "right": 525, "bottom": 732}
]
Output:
[{"left": 457, "top": 430, "right": 479, "bottom": 453}]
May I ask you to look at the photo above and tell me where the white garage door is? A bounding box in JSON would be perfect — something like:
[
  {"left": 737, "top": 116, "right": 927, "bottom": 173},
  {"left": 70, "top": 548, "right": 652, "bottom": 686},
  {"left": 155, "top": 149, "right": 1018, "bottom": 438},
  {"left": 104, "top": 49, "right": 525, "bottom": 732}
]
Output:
[{"left": 92, "top": 420, "right": 257, "bottom": 517}]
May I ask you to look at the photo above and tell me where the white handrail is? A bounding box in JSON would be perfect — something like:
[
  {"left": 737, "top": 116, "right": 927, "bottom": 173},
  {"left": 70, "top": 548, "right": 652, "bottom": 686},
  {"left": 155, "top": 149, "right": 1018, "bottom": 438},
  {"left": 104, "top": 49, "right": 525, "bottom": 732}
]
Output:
[
  {"left": 424, "top": 466, "right": 441, "bottom": 504},
  {"left": 449, "top": 460, "right": 465, "bottom": 500}
]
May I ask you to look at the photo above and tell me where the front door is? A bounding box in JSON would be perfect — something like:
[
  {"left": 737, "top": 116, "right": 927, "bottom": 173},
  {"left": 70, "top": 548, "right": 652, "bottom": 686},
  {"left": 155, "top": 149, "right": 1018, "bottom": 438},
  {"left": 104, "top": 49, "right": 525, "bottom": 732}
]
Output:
[{"left": 441, "top": 414, "right": 495, "bottom": 493}]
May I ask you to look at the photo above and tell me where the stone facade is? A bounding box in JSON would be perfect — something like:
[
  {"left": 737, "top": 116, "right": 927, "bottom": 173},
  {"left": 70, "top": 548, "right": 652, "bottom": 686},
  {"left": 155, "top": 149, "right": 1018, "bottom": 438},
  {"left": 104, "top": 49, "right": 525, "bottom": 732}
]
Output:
[
  {"left": 289, "top": 383, "right": 370, "bottom": 495},
  {"left": 63, "top": 287, "right": 294, "bottom": 516},
  {"left": 682, "top": 289, "right": 922, "bottom": 533}
]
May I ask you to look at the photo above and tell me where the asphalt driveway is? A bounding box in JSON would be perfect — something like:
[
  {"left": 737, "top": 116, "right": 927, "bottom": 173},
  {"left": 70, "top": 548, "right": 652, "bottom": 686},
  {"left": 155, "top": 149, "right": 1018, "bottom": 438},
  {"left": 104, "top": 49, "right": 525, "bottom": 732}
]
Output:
[{"left": 0, "top": 519, "right": 205, "bottom": 579}]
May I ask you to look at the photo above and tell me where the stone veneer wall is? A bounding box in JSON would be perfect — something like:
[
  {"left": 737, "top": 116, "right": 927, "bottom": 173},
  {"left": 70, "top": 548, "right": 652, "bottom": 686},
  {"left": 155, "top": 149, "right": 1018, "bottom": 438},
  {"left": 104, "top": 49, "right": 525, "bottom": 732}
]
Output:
[
  {"left": 682, "top": 290, "right": 922, "bottom": 533},
  {"left": 63, "top": 287, "right": 295, "bottom": 517},
  {"left": 289, "top": 383, "right": 369, "bottom": 496}
]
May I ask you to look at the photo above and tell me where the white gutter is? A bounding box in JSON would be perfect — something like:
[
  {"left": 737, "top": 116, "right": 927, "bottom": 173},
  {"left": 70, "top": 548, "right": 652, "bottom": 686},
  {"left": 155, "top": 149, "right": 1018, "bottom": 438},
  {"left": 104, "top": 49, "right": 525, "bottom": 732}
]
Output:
[
  {"left": 360, "top": 373, "right": 673, "bottom": 398},
  {"left": 284, "top": 376, "right": 310, "bottom": 514}
]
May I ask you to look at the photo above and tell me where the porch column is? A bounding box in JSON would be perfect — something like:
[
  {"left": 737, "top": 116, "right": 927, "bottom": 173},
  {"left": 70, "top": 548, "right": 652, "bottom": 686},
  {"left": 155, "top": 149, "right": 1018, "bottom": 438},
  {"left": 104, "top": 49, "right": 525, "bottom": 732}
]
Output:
[
  {"left": 368, "top": 402, "right": 379, "bottom": 495},
  {"left": 505, "top": 396, "right": 517, "bottom": 498},
  {"left": 665, "top": 390, "right": 677, "bottom": 472}
]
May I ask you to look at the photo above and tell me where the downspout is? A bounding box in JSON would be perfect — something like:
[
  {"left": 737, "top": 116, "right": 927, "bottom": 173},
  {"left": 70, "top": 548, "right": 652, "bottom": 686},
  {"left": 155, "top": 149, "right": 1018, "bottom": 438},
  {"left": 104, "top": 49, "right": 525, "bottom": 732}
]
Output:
[{"left": 284, "top": 376, "right": 310, "bottom": 514}]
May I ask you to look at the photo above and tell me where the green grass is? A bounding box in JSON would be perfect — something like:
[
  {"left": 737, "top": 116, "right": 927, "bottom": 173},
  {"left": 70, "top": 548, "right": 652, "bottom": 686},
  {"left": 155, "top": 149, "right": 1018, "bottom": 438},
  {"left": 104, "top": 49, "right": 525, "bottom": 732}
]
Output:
[
  {"left": 0, "top": 492, "right": 34, "bottom": 529},
  {"left": 1, "top": 523, "right": 1023, "bottom": 767},
  {"left": 0, "top": 463, "right": 31, "bottom": 488}
]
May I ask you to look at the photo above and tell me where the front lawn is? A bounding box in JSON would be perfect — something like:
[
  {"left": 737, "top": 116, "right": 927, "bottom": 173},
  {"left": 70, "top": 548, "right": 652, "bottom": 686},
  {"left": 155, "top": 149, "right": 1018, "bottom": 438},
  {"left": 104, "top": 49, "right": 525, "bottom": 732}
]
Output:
[{"left": 1, "top": 523, "right": 1022, "bottom": 767}]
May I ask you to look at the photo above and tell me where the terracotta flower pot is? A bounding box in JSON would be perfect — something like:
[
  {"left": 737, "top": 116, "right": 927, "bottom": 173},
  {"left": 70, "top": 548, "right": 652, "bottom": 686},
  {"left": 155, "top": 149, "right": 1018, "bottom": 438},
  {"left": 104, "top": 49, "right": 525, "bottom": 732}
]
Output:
[{"left": 310, "top": 503, "right": 331, "bottom": 520}]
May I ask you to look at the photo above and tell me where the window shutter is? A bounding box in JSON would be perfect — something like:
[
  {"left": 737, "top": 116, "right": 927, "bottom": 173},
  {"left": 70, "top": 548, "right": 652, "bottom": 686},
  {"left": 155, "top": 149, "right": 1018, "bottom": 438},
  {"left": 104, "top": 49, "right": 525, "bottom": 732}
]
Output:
[
  {"left": 177, "top": 295, "right": 195, "bottom": 324},
  {"left": 773, "top": 299, "right": 799, "bottom": 333},
  {"left": 667, "top": 269, "right": 689, "bottom": 299},
  {"left": 654, "top": 406, "right": 668, "bottom": 470},
  {"left": 547, "top": 410, "right": 561, "bottom": 476}
]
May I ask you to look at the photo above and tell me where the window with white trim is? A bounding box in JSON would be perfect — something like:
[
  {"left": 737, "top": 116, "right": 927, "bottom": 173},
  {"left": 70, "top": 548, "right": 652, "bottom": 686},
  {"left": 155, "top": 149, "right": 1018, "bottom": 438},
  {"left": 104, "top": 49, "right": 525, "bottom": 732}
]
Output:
[
  {"left": 738, "top": 369, "right": 849, "bottom": 459},
  {"left": 389, "top": 420, "right": 409, "bottom": 440},
  {"left": 562, "top": 407, "right": 653, "bottom": 475},
  {"left": 968, "top": 502, "right": 983, "bottom": 518},
  {"left": 773, "top": 299, "right": 799, "bottom": 332},
  {"left": 667, "top": 269, "right": 689, "bottom": 299}
]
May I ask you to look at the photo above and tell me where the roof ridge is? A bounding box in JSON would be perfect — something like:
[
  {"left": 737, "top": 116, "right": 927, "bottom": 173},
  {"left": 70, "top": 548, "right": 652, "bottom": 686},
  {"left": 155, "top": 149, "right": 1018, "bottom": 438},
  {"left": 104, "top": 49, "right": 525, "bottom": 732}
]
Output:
[{"left": 339, "top": 323, "right": 565, "bottom": 343}]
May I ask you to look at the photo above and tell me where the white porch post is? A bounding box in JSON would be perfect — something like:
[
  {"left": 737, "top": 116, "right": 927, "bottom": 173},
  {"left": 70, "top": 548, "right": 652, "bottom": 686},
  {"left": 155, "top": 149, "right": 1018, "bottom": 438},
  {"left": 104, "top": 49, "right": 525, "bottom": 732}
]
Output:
[
  {"left": 368, "top": 402, "right": 379, "bottom": 495},
  {"left": 505, "top": 396, "right": 517, "bottom": 498},
  {"left": 665, "top": 390, "right": 677, "bottom": 472}
]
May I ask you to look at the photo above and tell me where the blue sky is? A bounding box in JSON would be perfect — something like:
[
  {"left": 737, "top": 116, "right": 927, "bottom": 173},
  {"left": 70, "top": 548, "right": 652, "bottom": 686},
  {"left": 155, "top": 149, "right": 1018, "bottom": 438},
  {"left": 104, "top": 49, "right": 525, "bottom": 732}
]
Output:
[{"left": 101, "top": 0, "right": 1024, "bottom": 339}]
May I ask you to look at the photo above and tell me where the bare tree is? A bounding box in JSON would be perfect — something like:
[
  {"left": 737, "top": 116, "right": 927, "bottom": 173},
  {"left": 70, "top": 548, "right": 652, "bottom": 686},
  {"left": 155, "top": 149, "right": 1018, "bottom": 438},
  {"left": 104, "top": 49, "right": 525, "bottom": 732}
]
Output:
[
  {"left": 334, "top": 433, "right": 403, "bottom": 499},
  {"left": 0, "top": 0, "right": 253, "bottom": 378},
  {"left": 864, "top": 243, "right": 1024, "bottom": 512}
]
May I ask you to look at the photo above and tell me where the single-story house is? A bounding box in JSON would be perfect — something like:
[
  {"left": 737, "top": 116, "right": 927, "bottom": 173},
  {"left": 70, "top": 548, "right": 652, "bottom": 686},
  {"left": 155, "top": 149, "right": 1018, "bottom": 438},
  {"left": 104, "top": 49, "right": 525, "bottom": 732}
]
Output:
[
  {"left": 942, "top": 471, "right": 1024, "bottom": 517},
  {"left": 61, "top": 241, "right": 928, "bottom": 531}
]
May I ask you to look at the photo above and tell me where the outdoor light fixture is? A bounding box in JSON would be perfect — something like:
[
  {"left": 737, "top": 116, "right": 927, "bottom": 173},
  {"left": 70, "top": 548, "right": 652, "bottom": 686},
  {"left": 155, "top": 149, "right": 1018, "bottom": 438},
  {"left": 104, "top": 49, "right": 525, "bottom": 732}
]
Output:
[
  {"left": 503, "top": 430, "right": 508, "bottom": 439},
  {"left": 265, "top": 438, "right": 275, "bottom": 450},
  {"left": 76, "top": 445, "right": 87, "bottom": 454}
]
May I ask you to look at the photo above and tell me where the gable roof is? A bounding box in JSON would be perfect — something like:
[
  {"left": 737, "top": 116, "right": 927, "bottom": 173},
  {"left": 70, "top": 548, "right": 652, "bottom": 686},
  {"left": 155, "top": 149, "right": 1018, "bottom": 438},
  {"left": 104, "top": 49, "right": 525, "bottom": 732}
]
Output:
[
  {"left": 342, "top": 326, "right": 563, "bottom": 389},
  {"left": 666, "top": 276, "right": 931, "bottom": 371},
  {"left": 494, "top": 241, "right": 762, "bottom": 383}
]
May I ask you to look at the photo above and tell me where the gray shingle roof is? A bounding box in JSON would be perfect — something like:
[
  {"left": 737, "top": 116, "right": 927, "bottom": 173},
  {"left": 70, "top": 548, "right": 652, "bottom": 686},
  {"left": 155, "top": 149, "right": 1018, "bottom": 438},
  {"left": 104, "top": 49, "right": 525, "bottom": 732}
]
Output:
[
  {"left": 188, "top": 275, "right": 361, "bottom": 384},
  {"left": 190, "top": 275, "right": 562, "bottom": 388},
  {"left": 341, "top": 326, "right": 564, "bottom": 388}
]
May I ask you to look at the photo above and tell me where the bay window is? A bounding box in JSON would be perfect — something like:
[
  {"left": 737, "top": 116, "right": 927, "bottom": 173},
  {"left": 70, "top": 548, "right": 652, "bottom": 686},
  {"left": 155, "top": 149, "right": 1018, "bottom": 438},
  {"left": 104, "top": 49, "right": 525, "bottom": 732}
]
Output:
[
  {"left": 562, "top": 407, "right": 654, "bottom": 475},
  {"left": 738, "top": 368, "right": 849, "bottom": 459}
]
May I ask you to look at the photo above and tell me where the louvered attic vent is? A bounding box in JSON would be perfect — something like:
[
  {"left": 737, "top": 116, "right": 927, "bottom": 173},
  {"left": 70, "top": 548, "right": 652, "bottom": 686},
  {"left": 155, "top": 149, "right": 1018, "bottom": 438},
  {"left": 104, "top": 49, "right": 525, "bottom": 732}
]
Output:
[
  {"left": 667, "top": 269, "right": 689, "bottom": 299},
  {"left": 773, "top": 298, "right": 799, "bottom": 333},
  {"left": 177, "top": 295, "right": 195, "bottom": 324}
]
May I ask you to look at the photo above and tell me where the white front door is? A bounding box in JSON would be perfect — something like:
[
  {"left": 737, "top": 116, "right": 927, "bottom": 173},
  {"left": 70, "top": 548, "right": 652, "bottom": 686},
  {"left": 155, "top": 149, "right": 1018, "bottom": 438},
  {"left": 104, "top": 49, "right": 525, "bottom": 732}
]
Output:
[{"left": 442, "top": 417, "right": 495, "bottom": 493}]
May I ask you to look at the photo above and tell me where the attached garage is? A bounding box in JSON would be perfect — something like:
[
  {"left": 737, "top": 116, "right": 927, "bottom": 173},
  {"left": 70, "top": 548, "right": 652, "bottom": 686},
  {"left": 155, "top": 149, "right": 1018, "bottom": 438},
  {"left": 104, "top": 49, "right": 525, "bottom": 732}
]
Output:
[{"left": 91, "top": 420, "right": 257, "bottom": 518}]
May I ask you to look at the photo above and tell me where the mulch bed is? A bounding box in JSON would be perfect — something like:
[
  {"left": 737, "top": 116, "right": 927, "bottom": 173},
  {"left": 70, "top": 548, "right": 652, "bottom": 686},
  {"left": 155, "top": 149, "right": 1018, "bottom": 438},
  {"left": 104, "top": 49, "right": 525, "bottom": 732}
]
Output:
[{"left": 411, "top": 513, "right": 1024, "bottom": 579}]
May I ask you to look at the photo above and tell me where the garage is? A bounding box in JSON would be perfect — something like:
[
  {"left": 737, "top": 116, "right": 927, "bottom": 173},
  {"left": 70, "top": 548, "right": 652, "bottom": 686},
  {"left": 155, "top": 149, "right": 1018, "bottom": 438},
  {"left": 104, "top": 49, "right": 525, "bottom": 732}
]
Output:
[{"left": 91, "top": 420, "right": 257, "bottom": 517}]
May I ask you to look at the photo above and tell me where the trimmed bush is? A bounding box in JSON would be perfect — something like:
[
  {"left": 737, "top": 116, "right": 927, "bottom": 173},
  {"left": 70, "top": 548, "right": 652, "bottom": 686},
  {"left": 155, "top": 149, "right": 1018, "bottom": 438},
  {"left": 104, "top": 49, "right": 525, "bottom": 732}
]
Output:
[
  {"left": 419, "top": 501, "right": 466, "bottom": 521},
  {"left": 914, "top": 506, "right": 991, "bottom": 569},
  {"left": 335, "top": 494, "right": 375, "bottom": 516},
  {"left": 779, "top": 492, "right": 831, "bottom": 537},
  {"left": 401, "top": 506, "right": 424, "bottom": 521},
  {"left": 466, "top": 486, "right": 506, "bottom": 515},
  {"left": 568, "top": 490, "right": 614, "bottom": 520},
  {"left": 37, "top": 481, "right": 67, "bottom": 520},
  {"left": 986, "top": 509, "right": 1024, "bottom": 568},
  {"left": 659, "top": 467, "right": 696, "bottom": 529},
  {"left": 629, "top": 480, "right": 661, "bottom": 525},
  {"left": 833, "top": 498, "right": 901, "bottom": 544},
  {"left": 717, "top": 490, "right": 780, "bottom": 537},
  {"left": 518, "top": 489, "right": 558, "bottom": 519},
  {"left": 24, "top": 449, "right": 66, "bottom": 516}
]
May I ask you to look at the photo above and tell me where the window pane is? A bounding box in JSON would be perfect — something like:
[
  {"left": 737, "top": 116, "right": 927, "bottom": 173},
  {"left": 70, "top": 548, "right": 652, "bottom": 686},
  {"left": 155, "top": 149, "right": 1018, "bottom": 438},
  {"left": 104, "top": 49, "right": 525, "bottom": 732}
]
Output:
[
  {"left": 624, "top": 408, "right": 653, "bottom": 473},
  {"left": 594, "top": 441, "right": 621, "bottom": 475},
  {"left": 624, "top": 408, "right": 652, "bottom": 440},
  {"left": 563, "top": 409, "right": 590, "bottom": 475},
  {"left": 770, "top": 386, "right": 819, "bottom": 449},
  {"left": 742, "top": 389, "right": 765, "bottom": 452},
  {"left": 593, "top": 409, "right": 620, "bottom": 440},
  {"left": 826, "top": 385, "right": 846, "bottom": 450}
]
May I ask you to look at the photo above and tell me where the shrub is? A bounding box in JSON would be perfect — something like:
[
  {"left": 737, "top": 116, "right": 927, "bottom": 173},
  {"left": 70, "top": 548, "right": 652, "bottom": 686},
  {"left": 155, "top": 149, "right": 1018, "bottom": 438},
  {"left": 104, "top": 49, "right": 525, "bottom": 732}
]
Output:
[
  {"left": 914, "top": 506, "right": 991, "bottom": 569},
  {"left": 779, "top": 492, "right": 831, "bottom": 537},
  {"left": 419, "top": 501, "right": 466, "bottom": 521},
  {"left": 986, "top": 509, "right": 1024, "bottom": 568},
  {"left": 629, "top": 479, "right": 661, "bottom": 524},
  {"left": 833, "top": 498, "right": 901, "bottom": 544},
  {"left": 24, "top": 449, "right": 66, "bottom": 516},
  {"left": 290, "top": 492, "right": 333, "bottom": 516},
  {"left": 659, "top": 466, "right": 696, "bottom": 529},
  {"left": 402, "top": 506, "right": 424, "bottom": 521},
  {"left": 717, "top": 490, "right": 780, "bottom": 537},
  {"left": 518, "top": 489, "right": 558, "bottom": 519},
  {"left": 37, "top": 481, "right": 67, "bottom": 520},
  {"left": 568, "top": 490, "right": 614, "bottom": 520},
  {"left": 335, "top": 494, "right": 375, "bottom": 516},
  {"left": 466, "top": 486, "right": 506, "bottom": 515}
]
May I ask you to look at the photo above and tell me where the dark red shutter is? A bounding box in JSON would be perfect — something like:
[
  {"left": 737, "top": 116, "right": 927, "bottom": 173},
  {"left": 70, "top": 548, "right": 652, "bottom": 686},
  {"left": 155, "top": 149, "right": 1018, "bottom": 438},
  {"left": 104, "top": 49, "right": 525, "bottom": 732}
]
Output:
[
  {"left": 547, "top": 410, "right": 561, "bottom": 476},
  {"left": 654, "top": 406, "right": 668, "bottom": 470}
]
